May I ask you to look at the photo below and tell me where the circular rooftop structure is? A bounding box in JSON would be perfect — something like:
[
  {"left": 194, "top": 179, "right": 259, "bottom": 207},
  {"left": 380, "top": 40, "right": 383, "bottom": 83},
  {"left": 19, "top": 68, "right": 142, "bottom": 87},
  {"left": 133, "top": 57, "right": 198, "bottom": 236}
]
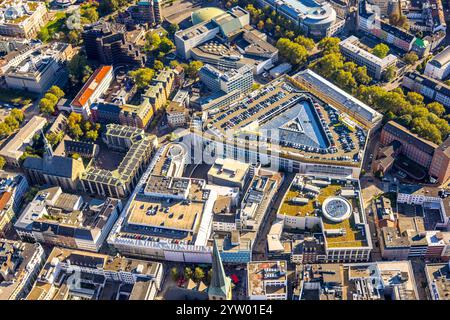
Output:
[
  {"left": 191, "top": 7, "right": 226, "bottom": 25},
  {"left": 322, "top": 196, "right": 352, "bottom": 223}
]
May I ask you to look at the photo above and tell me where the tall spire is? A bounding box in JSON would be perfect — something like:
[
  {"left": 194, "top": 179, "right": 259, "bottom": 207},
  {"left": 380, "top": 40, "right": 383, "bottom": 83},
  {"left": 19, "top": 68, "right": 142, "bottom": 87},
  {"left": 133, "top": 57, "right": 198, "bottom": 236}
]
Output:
[
  {"left": 42, "top": 130, "right": 53, "bottom": 159},
  {"left": 208, "top": 240, "right": 231, "bottom": 300}
]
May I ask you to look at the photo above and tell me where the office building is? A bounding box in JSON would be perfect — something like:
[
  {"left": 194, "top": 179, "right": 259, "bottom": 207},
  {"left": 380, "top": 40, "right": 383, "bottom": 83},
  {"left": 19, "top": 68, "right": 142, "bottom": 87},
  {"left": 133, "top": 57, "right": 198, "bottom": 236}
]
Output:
[
  {"left": 0, "top": 115, "right": 47, "bottom": 167},
  {"left": 207, "top": 158, "right": 251, "bottom": 190},
  {"left": 130, "top": 0, "right": 162, "bottom": 25},
  {"left": 81, "top": 125, "right": 158, "bottom": 198},
  {"left": 278, "top": 174, "right": 372, "bottom": 262},
  {"left": 425, "top": 262, "right": 450, "bottom": 300},
  {"left": 4, "top": 42, "right": 72, "bottom": 94},
  {"left": 82, "top": 22, "right": 146, "bottom": 67},
  {"left": 298, "top": 261, "right": 419, "bottom": 300},
  {"left": 425, "top": 45, "right": 450, "bottom": 80},
  {"left": 339, "top": 36, "right": 398, "bottom": 80},
  {"left": 0, "top": 1, "right": 48, "bottom": 39},
  {"left": 15, "top": 186, "right": 122, "bottom": 251},
  {"left": 0, "top": 240, "right": 45, "bottom": 300},
  {"left": 294, "top": 69, "right": 382, "bottom": 126},
  {"left": 254, "top": 0, "right": 345, "bottom": 39},
  {"left": 27, "top": 247, "right": 164, "bottom": 300},
  {"left": 108, "top": 167, "right": 217, "bottom": 262},
  {"left": 379, "top": 121, "right": 450, "bottom": 184},
  {"left": 70, "top": 65, "right": 114, "bottom": 118}
]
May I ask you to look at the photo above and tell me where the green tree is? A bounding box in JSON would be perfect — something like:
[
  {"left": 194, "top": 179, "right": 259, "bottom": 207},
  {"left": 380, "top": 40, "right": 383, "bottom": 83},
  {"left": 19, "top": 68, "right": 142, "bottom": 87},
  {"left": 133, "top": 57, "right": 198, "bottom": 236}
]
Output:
[
  {"left": 48, "top": 86, "right": 65, "bottom": 100},
  {"left": 4, "top": 116, "right": 19, "bottom": 131},
  {"left": 167, "top": 23, "right": 179, "bottom": 35},
  {"left": 318, "top": 37, "right": 340, "bottom": 55},
  {"left": 44, "top": 93, "right": 59, "bottom": 105},
  {"left": 372, "top": 43, "right": 390, "bottom": 59},
  {"left": 129, "top": 68, "right": 155, "bottom": 90},
  {"left": 10, "top": 109, "right": 24, "bottom": 123},
  {"left": 257, "top": 20, "right": 264, "bottom": 31},
  {"left": 406, "top": 92, "right": 425, "bottom": 106},
  {"left": 68, "top": 30, "right": 81, "bottom": 45},
  {"left": 0, "top": 156, "right": 5, "bottom": 170},
  {"left": 276, "top": 38, "right": 308, "bottom": 65},
  {"left": 184, "top": 61, "right": 203, "bottom": 79},
  {"left": 39, "top": 98, "right": 55, "bottom": 114},
  {"left": 68, "top": 53, "right": 91, "bottom": 86},
  {"left": 153, "top": 60, "right": 164, "bottom": 71},
  {"left": 146, "top": 32, "right": 161, "bottom": 51},
  {"left": 184, "top": 267, "right": 193, "bottom": 280},
  {"left": 294, "top": 35, "right": 315, "bottom": 50},
  {"left": 46, "top": 131, "right": 64, "bottom": 147},
  {"left": 193, "top": 267, "right": 205, "bottom": 283},
  {"left": 38, "top": 28, "right": 50, "bottom": 42},
  {"left": 310, "top": 53, "right": 344, "bottom": 78},
  {"left": 354, "top": 66, "right": 371, "bottom": 85},
  {"left": 334, "top": 70, "right": 357, "bottom": 92},
  {"left": 85, "top": 130, "right": 98, "bottom": 141},
  {"left": 427, "top": 102, "right": 445, "bottom": 117},
  {"left": 171, "top": 267, "right": 179, "bottom": 281},
  {"left": 383, "top": 66, "right": 397, "bottom": 82},
  {"left": 159, "top": 37, "right": 175, "bottom": 54},
  {"left": 404, "top": 52, "right": 418, "bottom": 65},
  {"left": 81, "top": 7, "right": 99, "bottom": 24},
  {"left": 0, "top": 123, "right": 12, "bottom": 138}
]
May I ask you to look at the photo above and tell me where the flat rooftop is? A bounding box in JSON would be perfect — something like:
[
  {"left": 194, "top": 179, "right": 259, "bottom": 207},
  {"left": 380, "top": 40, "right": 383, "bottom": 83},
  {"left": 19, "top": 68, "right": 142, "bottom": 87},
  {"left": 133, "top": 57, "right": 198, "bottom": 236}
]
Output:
[
  {"left": 128, "top": 195, "right": 204, "bottom": 232},
  {"left": 208, "top": 158, "right": 250, "bottom": 185},
  {"left": 279, "top": 175, "right": 369, "bottom": 248},
  {"left": 205, "top": 76, "right": 368, "bottom": 167},
  {"left": 425, "top": 263, "right": 450, "bottom": 300},
  {"left": 247, "top": 260, "right": 287, "bottom": 297}
]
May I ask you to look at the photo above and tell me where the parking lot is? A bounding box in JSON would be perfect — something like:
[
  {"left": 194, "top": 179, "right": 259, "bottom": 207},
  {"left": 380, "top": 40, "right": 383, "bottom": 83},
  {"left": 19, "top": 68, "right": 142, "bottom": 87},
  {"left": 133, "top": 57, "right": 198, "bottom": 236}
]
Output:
[{"left": 207, "top": 78, "right": 368, "bottom": 165}]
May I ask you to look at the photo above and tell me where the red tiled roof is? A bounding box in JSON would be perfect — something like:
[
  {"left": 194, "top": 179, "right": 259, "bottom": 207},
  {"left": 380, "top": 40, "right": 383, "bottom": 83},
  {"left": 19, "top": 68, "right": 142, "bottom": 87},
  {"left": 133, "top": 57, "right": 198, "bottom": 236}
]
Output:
[
  {"left": 71, "top": 65, "right": 112, "bottom": 108},
  {"left": 0, "top": 191, "right": 12, "bottom": 211}
]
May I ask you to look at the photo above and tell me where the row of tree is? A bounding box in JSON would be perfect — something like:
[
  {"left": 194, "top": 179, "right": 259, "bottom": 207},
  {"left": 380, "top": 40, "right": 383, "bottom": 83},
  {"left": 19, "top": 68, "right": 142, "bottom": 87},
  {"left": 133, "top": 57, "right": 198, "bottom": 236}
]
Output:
[
  {"left": 357, "top": 86, "right": 449, "bottom": 144},
  {"left": 309, "top": 37, "right": 449, "bottom": 145},
  {"left": 171, "top": 266, "right": 212, "bottom": 285}
]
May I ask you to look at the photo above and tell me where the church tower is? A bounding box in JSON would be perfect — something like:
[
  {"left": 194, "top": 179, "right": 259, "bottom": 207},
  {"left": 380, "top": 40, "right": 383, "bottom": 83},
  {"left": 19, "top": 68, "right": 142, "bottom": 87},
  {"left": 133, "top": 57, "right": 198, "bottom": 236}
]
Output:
[{"left": 208, "top": 240, "right": 232, "bottom": 300}]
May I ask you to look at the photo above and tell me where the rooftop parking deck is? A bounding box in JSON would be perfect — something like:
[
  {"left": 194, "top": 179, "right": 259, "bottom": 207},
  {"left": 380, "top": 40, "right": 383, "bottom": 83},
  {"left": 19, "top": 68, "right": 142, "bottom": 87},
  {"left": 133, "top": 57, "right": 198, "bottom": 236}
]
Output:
[{"left": 205, "top": 76, "right": 367, "bottom": 167}]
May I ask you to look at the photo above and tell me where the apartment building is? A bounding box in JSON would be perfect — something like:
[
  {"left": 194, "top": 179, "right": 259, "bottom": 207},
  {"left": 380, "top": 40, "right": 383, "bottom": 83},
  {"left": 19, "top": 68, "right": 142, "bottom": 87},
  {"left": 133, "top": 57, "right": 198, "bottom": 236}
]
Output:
[
  {"left": 0, "top": 240, "right": 45, "bottom": 300},
  {"left": 0, "top": 172, "right": 29, "bottom": 238},
  {"left": 82, "top": 22, "right": 146, "bottom": 67},
  {"left": 403, "top": 71, "right": 450, "bottom": 109}
]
